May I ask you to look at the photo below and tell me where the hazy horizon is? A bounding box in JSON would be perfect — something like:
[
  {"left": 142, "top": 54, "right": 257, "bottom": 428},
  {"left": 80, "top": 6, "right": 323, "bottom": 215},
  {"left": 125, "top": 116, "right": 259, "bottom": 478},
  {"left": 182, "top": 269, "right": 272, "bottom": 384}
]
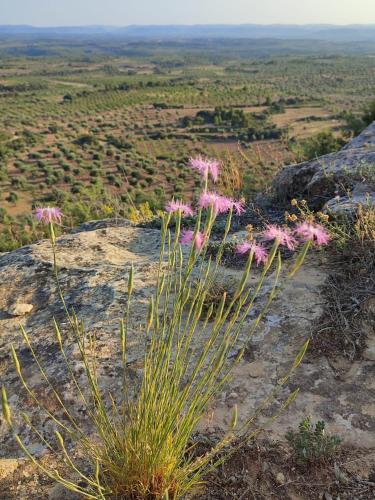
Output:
[
  {"left": 1, "top": 0, "right": 375, "bottom": 27},
  {"left": 2, "top": 22, "right": 375, "bottom": 28}
]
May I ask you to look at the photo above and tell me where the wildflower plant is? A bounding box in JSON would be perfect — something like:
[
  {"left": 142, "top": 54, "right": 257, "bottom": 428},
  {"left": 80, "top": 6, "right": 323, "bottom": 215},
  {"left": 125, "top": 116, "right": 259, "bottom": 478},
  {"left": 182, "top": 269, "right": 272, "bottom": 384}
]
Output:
[{"left": 2, "top": 158, "right": 329, "bottom": 499}]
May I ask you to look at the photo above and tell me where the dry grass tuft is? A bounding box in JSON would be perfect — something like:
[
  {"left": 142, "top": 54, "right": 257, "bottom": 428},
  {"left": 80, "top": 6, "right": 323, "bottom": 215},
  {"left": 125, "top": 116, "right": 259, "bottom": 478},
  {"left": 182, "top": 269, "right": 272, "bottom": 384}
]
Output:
[{"left": 311, "top": 205, "right": 375, "bottom": 360}]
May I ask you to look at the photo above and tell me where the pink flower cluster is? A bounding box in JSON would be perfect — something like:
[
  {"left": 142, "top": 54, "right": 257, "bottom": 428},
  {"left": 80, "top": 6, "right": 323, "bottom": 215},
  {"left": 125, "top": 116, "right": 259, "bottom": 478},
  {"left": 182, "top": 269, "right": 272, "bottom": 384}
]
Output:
[
  {"left": 34, "top": 207, "right": 62, "bottom": 225},
  {"left": 263, "top": 225, "right": 297, "bottom": 251},
  {"left": 166, "top": 200, "right": 194, "bottom": 217},
  {"left": 235, "top": 222, "right": 330, "bottom": 266},
  {"left": 175, "top": 191, "right": 245, "bottom": 251},
  {"left": 188, "top": 156, "right": 220, "bottom": 182},
  {"left": 168, "top": 154, "right": 331, "bottom": 264},
  {"left": 199, "top": 191, "right": 245, "bottom": 216},
  {"left": 294, "top": 221, "right": 331, "bottom": 245},
  {"left": 263, "top": 223, "right": 330, "bottom": 248},
  {"left": 166, "top": 155, "right": 248, "bottom": 251}
]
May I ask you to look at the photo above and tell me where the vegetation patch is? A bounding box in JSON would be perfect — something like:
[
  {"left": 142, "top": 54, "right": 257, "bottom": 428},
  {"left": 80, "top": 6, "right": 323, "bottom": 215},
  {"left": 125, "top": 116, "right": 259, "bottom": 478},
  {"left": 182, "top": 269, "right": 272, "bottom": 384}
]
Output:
[{"left": 310, "top": 206, "right": 375, "bottom": 360}]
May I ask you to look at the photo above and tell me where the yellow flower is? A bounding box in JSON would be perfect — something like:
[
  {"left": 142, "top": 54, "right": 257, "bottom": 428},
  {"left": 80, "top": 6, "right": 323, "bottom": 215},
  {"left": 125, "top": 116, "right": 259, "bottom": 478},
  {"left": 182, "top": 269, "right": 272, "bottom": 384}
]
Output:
[
  {"left": 246, "top": 224, "right": 254, "bottom": 241},
  {"left": 284, "top": 212, "right": 298, "bottom": 222},
  {"left": 317, "top": 212, "right": 330, "bottom": 222},
  {"left": 102, "top": 205, "right": 114, "bottom": 216}
]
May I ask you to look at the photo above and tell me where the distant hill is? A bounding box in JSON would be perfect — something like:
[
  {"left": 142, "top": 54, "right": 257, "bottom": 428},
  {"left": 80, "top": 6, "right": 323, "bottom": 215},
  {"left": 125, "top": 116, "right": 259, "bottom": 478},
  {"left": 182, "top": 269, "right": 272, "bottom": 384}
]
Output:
[
  {"left": 1, "top": 24, "right": 375, "bottom": 42},
  {"left": 117, "top": 24, "right": 375, "bottom": 42}
]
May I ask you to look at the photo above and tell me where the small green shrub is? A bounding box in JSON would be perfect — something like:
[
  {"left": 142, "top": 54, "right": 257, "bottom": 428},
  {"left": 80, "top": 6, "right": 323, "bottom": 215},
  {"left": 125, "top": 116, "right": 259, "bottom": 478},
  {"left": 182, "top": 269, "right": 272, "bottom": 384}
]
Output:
[
  {"left": 291, "top": 130, "right": 346, "bottom": 161},
  {"left": 6, "top": 191, "right": 18, "bottom": 203},
  {"left": 286, "top": 417, "right": 342, "bottom": 464},
  {"left": 74, "top": 134, "right": 97, "bottom": 147}
]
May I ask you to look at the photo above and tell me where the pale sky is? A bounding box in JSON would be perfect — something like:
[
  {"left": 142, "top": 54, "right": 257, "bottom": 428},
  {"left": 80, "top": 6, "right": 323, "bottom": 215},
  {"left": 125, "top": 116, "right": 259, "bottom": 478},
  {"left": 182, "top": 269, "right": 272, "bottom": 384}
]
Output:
[{"left": 1, "top": 0, "right": 375, "bottom": 26}]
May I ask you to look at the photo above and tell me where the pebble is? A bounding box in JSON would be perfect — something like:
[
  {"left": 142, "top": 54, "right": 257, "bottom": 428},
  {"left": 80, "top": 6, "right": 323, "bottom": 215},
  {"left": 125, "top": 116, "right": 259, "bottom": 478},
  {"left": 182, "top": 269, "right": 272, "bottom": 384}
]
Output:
[
  {"left": 275, "top": 472, "right": 286, "bottom": 485},
  {"left": 8, "top": 303, "right": 34, "bottom": 316}
]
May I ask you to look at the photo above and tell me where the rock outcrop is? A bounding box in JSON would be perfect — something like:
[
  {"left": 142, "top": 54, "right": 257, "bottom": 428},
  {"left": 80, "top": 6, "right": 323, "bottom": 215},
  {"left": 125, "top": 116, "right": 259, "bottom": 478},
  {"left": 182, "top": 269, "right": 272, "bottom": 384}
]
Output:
[
  {"left": 1, "top": 219, "right": 374, "bottom": 459},
  {"left": 273, "top": 122, "right": 375, "bottom": 213}
]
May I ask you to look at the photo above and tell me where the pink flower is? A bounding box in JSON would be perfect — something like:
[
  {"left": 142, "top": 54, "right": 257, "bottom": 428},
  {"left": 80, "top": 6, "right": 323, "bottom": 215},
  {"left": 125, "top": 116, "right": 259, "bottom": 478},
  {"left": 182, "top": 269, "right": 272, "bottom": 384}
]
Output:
[
  {"left": 199, "top": 191, "right": 244, "bottom": 216},
  {"left": 262, "top": 225, "right": 297, "bottom": 251},
  {"left": 194, "top": 231, "right": 206, "bottom": 251},
  {"left": 34, "top": 207, "right": 62, "bottom": 225},
  {"left": 166, "top": 200, "right": 194, "bottom": 217},
  {"left": 180, "top": 230, "right": 206, "bottom": 251},
  {"left": 180, "top": 230, "right": 195, "bottom": 246},
  {"left": 294, "top": 222, "right": 330, "bottom": 246},
  {"left": 188, "top": 156, "right": 220, "bottom": 182},
  {"left": 251, "top": 243, "right": 269, "bottom": 265},
  {"left": 233, "top": 200, "right": 246, "bottom": 216},
  {"left": 199, "top": 191, "right": 228, "bottom": 214},
  {"left": 235, "top": 242, "right": 252, "bottom": 255},
  {"left": 236, "top": 241, "right": 268, "bottom": 266}
]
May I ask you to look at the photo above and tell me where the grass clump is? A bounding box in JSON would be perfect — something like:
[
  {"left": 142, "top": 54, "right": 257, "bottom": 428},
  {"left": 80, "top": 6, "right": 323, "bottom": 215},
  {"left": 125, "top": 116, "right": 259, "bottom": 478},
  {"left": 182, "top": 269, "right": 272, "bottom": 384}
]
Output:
[{"left": 310, "top": 204, "right": 375, "bottom": 358}]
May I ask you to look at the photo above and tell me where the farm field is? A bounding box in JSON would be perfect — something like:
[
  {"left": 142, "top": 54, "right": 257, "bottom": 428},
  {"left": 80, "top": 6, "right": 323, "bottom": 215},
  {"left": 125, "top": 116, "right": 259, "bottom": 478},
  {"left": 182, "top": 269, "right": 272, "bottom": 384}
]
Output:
[{"left": 1, "top": 38, "right": 375, "bottom": 249}]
